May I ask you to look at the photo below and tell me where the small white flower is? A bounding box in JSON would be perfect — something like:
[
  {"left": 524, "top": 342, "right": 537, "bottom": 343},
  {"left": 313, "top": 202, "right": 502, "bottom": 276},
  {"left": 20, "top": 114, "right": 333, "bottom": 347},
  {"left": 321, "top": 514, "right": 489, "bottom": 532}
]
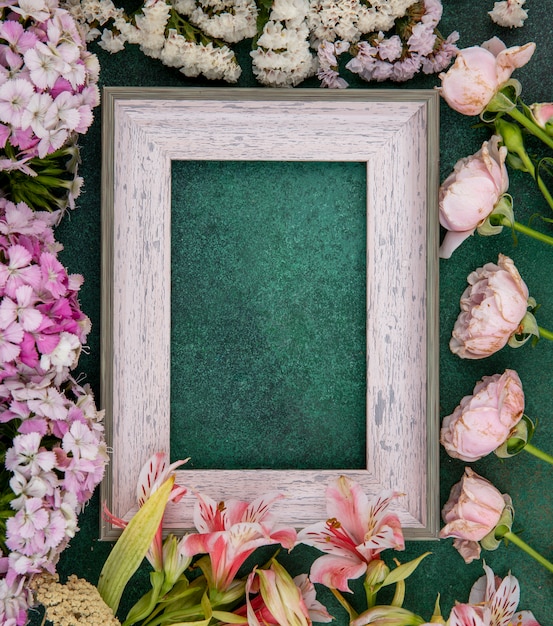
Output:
[
  {"left": 99, "top": 28, "right": 126, "bottom": 53},
  {"left": 0, "top": 79, "right": 35, "bottom": 127},
  {"left": 489, "top": 0, "right": 528, "bottom": 28},
  {"left": 39, "top": 331, "right": 81, "bottom": 372},
  {"left": 10, "top": 0, "right": 52, "bottom": 21}
]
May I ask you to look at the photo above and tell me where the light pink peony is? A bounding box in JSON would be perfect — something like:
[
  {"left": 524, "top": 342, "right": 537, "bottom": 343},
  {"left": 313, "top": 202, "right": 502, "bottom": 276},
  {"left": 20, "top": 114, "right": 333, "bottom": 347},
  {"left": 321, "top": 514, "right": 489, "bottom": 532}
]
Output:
[
  {"left": 438, "top": 37, "right": 535, "bottom": 116},
  {"left": 439, "top": 135, "right": 508, "bottom": 258},
  {"left": 450, "top": 254, "right": 529, "bottom": 359},
  {"left": 440, "top": 467, "right": 510, "bottom": 563},
  {"left": 440, "top": 370, "right": 524, "bottom": 462}
]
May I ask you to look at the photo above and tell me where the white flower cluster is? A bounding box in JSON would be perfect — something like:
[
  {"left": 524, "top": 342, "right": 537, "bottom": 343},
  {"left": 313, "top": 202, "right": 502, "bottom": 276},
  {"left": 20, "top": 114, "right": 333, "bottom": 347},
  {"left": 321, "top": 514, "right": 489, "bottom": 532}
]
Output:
[
  {"left": 62, "top": 0, "right": 123, "bottom": 42},
  {"left": 161, "top": 30, "right": 241, "bottom": 81},
  {"left": 346, "top": 0, "right": 459, "bottom": 82},
  {"left": 251, "top": 0, "right": 317, "bottom": 87},
  {"left": 489, "top": 0, "right": 528, "bottom": 28},
  {"left": 68, "top": 0, "right": 243, "bottom": 82},
  {"left": 308, "top": 0, "right": 415, "bottom": 46},
  {"left": 178, "top": 0, "right": 258, "bottom": 43},
  {"left": 64, "top": 0, "right": 458, "bottom": 87}
]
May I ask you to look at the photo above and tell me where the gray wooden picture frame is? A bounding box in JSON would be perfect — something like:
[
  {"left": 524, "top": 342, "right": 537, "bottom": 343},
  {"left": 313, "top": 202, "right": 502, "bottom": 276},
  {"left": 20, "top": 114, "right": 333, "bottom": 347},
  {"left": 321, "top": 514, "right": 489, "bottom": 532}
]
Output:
[{"left": 100, "top": 87, "right": 440, "bottom": 540}]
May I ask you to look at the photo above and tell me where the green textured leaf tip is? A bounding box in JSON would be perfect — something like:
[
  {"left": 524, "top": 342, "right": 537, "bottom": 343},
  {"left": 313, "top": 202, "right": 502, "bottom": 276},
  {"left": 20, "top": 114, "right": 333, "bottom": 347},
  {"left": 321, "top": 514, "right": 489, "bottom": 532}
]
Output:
[
  {"left": 98, "top": 477, "right": 174, "bottom": 614},
  {"left": 381, "top": 552, "right": 432, "bottom": 587}
]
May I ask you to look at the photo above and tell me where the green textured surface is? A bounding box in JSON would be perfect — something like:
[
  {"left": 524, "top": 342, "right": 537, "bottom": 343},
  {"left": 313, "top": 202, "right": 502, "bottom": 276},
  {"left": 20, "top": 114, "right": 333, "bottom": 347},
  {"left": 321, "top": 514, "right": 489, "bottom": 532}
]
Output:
[
  {"left": 29, "top": 0, "right": 553, "bottom": 624},
  {"left": 170, "top": 160, "right": 366, "bottom": 470}
]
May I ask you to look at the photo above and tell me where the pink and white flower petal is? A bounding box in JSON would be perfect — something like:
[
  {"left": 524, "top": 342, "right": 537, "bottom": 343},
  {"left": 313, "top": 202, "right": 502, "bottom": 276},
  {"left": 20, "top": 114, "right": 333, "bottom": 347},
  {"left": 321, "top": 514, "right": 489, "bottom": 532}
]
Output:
[
  {"left": 324, "top": 475, "right": 370, "bottom": 544},
  {"left": 489, "top": 571, "right": 520, "bottom": 626},
  {"left": 135, "top": 451, "right": 188, "bottom": 506},
  {"left": 309, "top": 552, "right": 368, "bottom": 592}
]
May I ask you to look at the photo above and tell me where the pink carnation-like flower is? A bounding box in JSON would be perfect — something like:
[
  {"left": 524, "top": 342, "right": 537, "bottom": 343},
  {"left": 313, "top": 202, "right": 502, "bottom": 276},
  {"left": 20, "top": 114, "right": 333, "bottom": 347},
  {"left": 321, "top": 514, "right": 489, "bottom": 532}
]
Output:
[
  {"left": 439, "top": 135, "right": 509, "bottom": 258},
  {"left": 438, "top": 36, "right": 535, "bottom": 116},
  {"left": 440, "top": 467, "right": 511, "bottom": 564},
  {"left": 0, "top": 199, "right": 107, "bottom": 622},
  {"left": 450, "top": 254, "right": 530, "bottom": 359},
  {"left": 0, "top": 0, "right": 100, "bottom": 171},
  {"left": 440, "top": 370, "right": 524, "bottom": 462}
]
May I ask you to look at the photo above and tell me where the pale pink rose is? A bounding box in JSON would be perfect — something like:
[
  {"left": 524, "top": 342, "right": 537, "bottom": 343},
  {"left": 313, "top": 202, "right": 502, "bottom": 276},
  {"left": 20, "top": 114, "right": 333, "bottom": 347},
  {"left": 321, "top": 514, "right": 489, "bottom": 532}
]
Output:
[
  {"left": 440, "top": 467, "right": 509, "bottom": 563},
  {"left": 440, "top": 369, "right": 524, "bottom": 461},
  {"left": 438, "top": 37, "right": 535, "bottom": 116},
  {"left": 450, "top": 254, "right": 529, "bottom": 359},
  {"left": 529, "top": 102, "right": 553, "bottom": 130},
  {"left": 439, "top": 135, "right": 508, "bottom": 258}
]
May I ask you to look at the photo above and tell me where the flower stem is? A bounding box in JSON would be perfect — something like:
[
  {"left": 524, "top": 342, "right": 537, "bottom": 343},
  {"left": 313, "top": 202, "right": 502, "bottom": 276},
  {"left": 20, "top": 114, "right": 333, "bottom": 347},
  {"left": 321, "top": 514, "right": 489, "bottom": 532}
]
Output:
[
  {"left": 511, "top": 146, "right": 553, "bottom": 212},
  {"left": 330, "top": 588, "right": 358, "bottom": 621},
  {"left": 508, "top": 107, "right": 553, "bottom": 151},
  {"left": 501, "top": 218, "right": 553, "bottom": 246},
  {"left": 538, "top": 326, "right": 553, "bottom": 341},
  {"left": 503, "top": 531, "right": 553, "bottom": 574},
  {"left": 524, "top": 443, "right": 553, "bottom": 465}
]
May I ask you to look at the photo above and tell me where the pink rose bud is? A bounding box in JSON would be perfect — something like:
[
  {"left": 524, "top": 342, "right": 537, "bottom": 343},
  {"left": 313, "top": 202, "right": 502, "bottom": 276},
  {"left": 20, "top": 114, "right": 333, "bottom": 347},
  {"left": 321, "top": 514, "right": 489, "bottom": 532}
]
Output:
[
  {"left": 440, "top": 467, "right": 510, "bottom": 563},
  {"left": 439, "top": 135, "right": 508, "bottom": 258},
  {"left": 529, "top": 102, "right": 553, "bottom": 131},
  {"left": 450, "top": 254, "right": 529, "bottom": 359},
  {"left": 438, "top": 37, "right": 535, "bottom": 116},
  {"left": 440, "top": 370, "right": 524, "bottom": 461}
]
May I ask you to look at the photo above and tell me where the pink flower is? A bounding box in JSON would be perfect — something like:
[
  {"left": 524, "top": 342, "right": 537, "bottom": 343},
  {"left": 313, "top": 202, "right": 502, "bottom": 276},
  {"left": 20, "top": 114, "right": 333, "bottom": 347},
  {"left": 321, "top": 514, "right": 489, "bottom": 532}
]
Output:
[
  {"left": 39, "top": 252, "right": 67, "bottom": 299},
  {"left": 447, "top": 563, "right": 541, "bottom": 626},
  {"left": 223, "top": 561, "right": 332, "bottom": 626},
  {"left": 450, "top": 254, "right": 530, "bottom": 359},
  {"left": 0, "top": 79, "right": 34, "bottom": 127},
  {"left": 244, "top": 561, "right": 313, "bottom": 626},
  {"left": 440, "top": 468, "right": 510, "bottom": 564},
  {"left": 440, "top": 370, "right": 524, "bottom": 462},
  {"left": 103, "top": 452, "right": 187, "bottom": 571},
  {"left": 438, "top": 37, "right": 535, "bottom": 116},
  {"left": 180, "top": 491, "right": 297, "bottom": 592},
  {"left": 297, "top": 476, "right": 404, "bottom": 592},
  {"left": 293, "top": 574, "right": 333, "bottom": 623},
  {"left": 0, "top": 285, "right": 42, "bottom": 332},
  {"left": 529, "top": 102, "right": 553, "bottom": 131},
  {"left": 0, "top": 321, "right": 23, "bottom": 362},
  {"left": 439, "top": 135, "right": 508, "bottom": 258},
  {"left": 0, "top": 244, "right": 41, "bottom": 299}
]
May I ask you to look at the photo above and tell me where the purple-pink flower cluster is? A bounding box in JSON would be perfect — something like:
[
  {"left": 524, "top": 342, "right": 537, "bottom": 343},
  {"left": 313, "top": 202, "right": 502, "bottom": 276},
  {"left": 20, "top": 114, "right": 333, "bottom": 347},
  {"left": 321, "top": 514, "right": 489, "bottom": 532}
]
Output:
[
  {"left": 0, "top": 199, "right": 107, "bottom": 624},
  {"left": 0, "top": 199, "right": 90, "bottom": 380},
  {"left": 0, "top": 0, "right": 100, "bottom": 171},
  {"left": 345, "top": 0, "right": 459, "bottom": 83}
]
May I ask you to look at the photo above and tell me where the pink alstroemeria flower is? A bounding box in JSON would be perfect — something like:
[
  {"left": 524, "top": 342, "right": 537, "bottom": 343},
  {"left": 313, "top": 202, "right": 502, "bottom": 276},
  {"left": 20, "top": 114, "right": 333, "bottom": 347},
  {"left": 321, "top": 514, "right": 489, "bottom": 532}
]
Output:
[
  {"left": 179, "top": 491, "right": 297, "bottom": 592},
  {"left": 297, "top": 476, "right": 404, "bottom": 592},
  {"left": 448, "top": 563, "right": 541, "bottom": 626},
  {"left": 221, "top": 560, "right": 332, "bottom": 626},
  {"left": 103, "top": 452, "right": 188, "bottom": 571}
]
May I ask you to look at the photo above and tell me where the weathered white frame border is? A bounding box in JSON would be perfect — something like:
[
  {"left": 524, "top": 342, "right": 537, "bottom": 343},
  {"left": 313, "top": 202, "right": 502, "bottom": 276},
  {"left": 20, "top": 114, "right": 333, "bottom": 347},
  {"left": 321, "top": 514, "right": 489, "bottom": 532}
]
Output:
[{"left": 100, "top": 87, "right": 440, "bottom": 541}]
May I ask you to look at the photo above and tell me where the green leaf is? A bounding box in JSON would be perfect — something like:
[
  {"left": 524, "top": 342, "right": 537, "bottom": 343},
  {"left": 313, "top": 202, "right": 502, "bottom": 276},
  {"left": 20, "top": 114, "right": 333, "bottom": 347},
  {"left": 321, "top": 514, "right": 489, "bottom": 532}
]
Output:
[
  {"left": 381, "top": 552, "right": 431, "bottom": 587},
  {"left": 122, "top": 571, "right": 165, "bottom": 626},
  {"left": 97, "top": 477, "right": 174, "bottom": 614},
  {"left": 211, "top": 610, "right": 248, "bottom": 624}
]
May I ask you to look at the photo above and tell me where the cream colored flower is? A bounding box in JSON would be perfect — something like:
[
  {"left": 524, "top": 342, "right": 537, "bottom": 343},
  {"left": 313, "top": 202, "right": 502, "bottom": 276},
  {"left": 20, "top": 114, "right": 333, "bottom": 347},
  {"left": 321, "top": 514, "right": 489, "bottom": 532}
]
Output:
[
  {"left": 489, "top": 0, "right": 528, "bottom": 28},
  {"left": 31, "top": 573, "right": 121, "bottom": 626}
]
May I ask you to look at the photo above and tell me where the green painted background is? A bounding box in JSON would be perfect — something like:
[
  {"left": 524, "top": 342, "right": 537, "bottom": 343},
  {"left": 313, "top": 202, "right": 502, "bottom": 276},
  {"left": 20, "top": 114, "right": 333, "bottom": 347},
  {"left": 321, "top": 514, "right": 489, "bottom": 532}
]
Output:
[{"left": 30, "top": 1, "right": 553, "bottom": 623}]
